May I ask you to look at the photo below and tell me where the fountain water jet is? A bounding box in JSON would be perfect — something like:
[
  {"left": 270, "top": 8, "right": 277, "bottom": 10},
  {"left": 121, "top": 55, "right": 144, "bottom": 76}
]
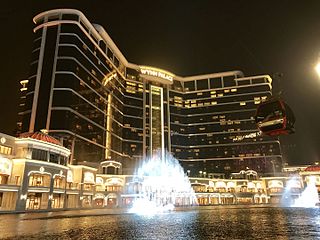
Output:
[
  {"left": 292, "top": 176, "right": 319, "bottom": 208},
  {"left": 129, "top": 151, "right": 197, "bottom": 215},
  {"left": 280, "top": 176, "right": 301, "bottom": 207}
]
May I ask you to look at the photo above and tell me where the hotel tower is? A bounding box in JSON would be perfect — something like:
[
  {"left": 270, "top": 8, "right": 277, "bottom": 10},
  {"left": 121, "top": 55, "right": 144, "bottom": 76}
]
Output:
[{"left": 17, "top": 9, "right": 282, "bottom": 176}]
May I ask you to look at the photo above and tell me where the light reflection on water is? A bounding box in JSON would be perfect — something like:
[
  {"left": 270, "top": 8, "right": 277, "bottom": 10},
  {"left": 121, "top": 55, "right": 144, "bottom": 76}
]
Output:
[{"left": 1, "top": 206, "right": 320, "bottom": 239}]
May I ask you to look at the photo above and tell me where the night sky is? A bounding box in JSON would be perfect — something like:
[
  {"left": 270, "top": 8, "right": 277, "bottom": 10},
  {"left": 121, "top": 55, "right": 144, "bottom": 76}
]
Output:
[{"left": 1, "top": 1, "right": 320, "bottom": 166}]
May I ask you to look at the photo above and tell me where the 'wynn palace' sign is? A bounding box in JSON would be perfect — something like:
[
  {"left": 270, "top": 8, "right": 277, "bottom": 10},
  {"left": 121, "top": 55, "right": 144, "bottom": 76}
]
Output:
[{"left": 139, "top": 66, "right": 174, "bottom": 82}]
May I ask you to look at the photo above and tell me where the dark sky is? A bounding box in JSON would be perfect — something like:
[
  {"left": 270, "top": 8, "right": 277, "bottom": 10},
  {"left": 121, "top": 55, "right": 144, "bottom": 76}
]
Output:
[{"left": 1, "top": 1, "right": 320, "bottom": 166}]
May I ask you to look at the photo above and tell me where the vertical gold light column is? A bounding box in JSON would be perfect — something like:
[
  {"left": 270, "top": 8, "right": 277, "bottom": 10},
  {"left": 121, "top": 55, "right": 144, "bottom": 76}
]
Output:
[
  {"left": 105, "top": 94, "right": 112, "bottom": 159},
  {"left": 150, "top": 85, "right": 164, "bottom": 160}
]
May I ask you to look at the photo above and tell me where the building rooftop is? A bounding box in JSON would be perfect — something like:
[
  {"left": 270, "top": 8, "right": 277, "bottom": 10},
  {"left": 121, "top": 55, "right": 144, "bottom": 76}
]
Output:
[
  {"left": 19, "top": 132, "right": 62, "bottom": 146},
  {"left": 304, "top": 165, "right": 320, "bottom": 172}
]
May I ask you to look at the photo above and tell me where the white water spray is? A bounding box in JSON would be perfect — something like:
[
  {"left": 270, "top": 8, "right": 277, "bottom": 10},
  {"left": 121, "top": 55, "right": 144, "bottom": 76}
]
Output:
[
  {"left": 129, "top": 152, "right": 197, "bottom": 215},
  {"left": 292, "top": 176, "right": 319, "bottom": 208}
]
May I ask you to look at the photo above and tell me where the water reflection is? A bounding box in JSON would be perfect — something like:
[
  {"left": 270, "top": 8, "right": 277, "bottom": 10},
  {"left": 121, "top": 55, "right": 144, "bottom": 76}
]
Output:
[{"left": 0, "top": 206, "right": 320, "bottom": 239}]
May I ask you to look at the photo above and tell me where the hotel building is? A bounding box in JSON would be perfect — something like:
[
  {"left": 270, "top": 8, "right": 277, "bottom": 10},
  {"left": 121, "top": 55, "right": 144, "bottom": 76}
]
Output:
[
  {"left": 17, "top": 9, "right": 282, "bottom": 176},
  {"left": 0, "top": 131, "right": 319, "bottom": 212}
]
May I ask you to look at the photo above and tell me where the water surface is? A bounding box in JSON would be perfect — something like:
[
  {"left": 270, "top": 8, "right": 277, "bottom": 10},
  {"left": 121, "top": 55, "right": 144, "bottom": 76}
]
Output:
[{"left": 1, "top": 206, "right": 319, "bottom": 239}]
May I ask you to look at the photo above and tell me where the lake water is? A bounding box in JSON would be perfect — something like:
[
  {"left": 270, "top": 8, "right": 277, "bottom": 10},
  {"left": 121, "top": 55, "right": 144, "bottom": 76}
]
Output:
[{"left": 1, "top": 206, "right": 320, "bottom": 239}]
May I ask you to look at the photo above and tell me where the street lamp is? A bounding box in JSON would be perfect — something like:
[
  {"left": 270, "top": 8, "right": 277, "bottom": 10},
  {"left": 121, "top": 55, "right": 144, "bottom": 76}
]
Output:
[{"left": 315, "top": 62, "right": 320, "bottom": 78}]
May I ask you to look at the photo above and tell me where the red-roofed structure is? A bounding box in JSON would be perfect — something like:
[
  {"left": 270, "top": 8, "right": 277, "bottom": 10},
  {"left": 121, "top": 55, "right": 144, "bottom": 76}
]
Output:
[
  {"left": 304, "top": 165, "right": 320, "bottom": 172},
  {"left": 19, "top": 132, "right": 62, "bottom": 146}
]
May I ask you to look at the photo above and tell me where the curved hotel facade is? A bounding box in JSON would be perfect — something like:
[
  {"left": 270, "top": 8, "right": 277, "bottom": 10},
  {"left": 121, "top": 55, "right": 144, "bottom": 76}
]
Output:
[{"left": 17, "top": 9, "right": 282, "bottom": 176}]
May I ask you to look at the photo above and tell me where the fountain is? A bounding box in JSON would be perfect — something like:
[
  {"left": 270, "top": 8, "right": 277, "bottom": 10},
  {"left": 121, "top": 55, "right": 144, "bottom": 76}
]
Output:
[
  {"left": 129, "top": 151, "right": 197, "bottom": 215},
  {"left": 280, "top": 176, "right": 301, "bottom": 207},
  {"left": 292, "top": 176, "right": 319, "bottom": 208},
  {"left": 281, "top": 176, "right": 319, "bottom": 208}
]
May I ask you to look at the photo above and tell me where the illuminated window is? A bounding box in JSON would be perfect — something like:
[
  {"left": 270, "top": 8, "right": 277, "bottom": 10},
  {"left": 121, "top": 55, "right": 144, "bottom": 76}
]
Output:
[
  {"left": 0, "top": 145, "right": 12, "bottom": 155},
  {"left": 127, "top": 81, "right": 136, "bottom": 86},
  {"left": 220, "top": 120, "right": 226, "bottom": 125},
  {"left": 240, "top": 102, "right": 246, "bottom": 106},
  {"left": 231, "top": 88, "right": 237, "bottom": 92}
]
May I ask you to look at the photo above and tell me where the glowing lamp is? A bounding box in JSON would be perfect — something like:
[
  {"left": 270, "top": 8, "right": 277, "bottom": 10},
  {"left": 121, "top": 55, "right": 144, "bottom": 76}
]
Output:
[{"left": 315, "top": 62, "right": 320, "bottom": 78}]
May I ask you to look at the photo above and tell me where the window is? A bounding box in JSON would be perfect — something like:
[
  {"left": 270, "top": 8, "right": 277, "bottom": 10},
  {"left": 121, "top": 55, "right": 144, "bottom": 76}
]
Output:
[
  {"left": 0, "top": 175, "right": 8, "bottom": 184},
  {"left": 26, "top": 193, "right": 41, "bottom": 210},
  {"left": 223, "top": 76, "right": 236, "bottom": 87},
  {"left": 15, "top": 176, "right": 20, "bottom": 185},
  {"left": 184, "top": 81, "right": 195, "bottom": 91},
  {"left": 197, "top": 79, "right": 208, "bottom": 90},
  {"left": 238, "top": 80, "right": 250, "bottom": 86},
  {"left": 54, "top": 177, "right": 65, "bottom": 188},
  {"left": 0, "top": 145, "right": 12, "bottom": 155},
  {"left": 60, "top": 157, "right": 67, "bottom": 166},
  {"left": 62, "top": 14, "right": 79, "bottom": 21},
  {"left": 210, "top": 78, "right": 222, "bottom": 88},
  {"left": 107, "top": 48, "right": 113, "bottom": 60},
  {"left": 114, "top": 57, "right": 120, "bottom": 67},
  {"left": 252, "top": 78, "right": 265, "bottom": 84},
  {"left": 49, "top": 153, "right": 59, "bottom": 164},
  {"left": 32, "top": 149, "right": 48, "bottom": 161},
  {"left": 29, "top": 174, "right": 43, "bottom": 186}
]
